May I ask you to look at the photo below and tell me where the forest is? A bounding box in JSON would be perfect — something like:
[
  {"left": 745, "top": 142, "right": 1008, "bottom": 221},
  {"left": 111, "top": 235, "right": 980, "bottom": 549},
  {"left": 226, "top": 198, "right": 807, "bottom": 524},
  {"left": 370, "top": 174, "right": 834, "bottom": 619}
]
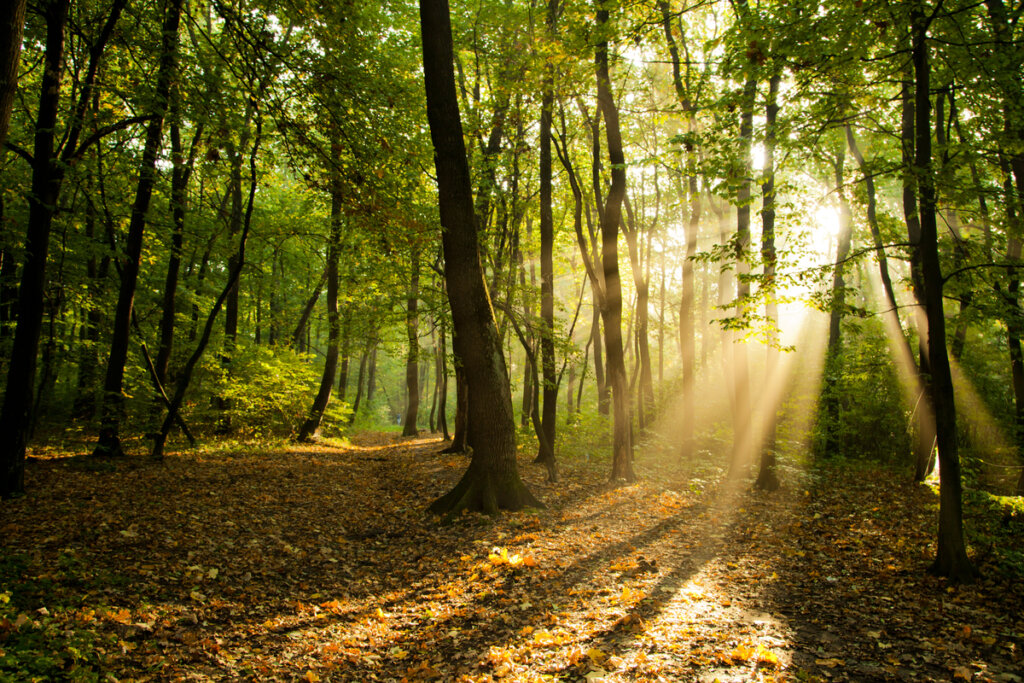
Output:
[{"left": 1, "top": 0, "right": 1024, "bottom": 680}]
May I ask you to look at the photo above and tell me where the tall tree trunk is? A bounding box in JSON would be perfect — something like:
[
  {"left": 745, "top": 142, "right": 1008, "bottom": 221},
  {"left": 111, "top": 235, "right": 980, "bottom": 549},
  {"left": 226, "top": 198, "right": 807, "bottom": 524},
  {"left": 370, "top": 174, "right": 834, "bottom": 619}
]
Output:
[
  {"left": 215, "top": 103, "right": 253, "bottom": 434},
  {"left": 536, "top": 0, "right": 559, "bottom": 478},
  {"left": 0, "top": 0, "right": 70, "bottom": 497},
  {"left": 595, "top": 0, "right": 633, "bottom": 483},
  {"left": 402, "top": 248, "right": 421, "bottom": 437},
  {"left": 437, "top": 319, "right": 450, "bottom": 439},
  {"left": 901, "top": 58, "right": 938, "bottom": 481},
  {"left": 337, "top": 309, "right": 352, "bottom": 401},
  {"left": 729, "top": 75, "right": 756, "bottom": 477},
  {"left": 420, "top": 0, "right": 540, "bottom": 514},
  {"left": 819, "top": 145, "right": 854, "bottom": 458},
  {"left": 154, "top": 95, "right": 203, "bottom": 407},
  {"left": 350, "top": 344, "right": 369, "bottom": 422},
  {"left": 911, "top": 8, "right": 976, "bottom": 581},
  {"left": 298, "top": 140, "right": 344, "bottom": 442},
  {"left": 93, "top": 0, "right": 184, "bottom": 457},
  {"left": 755, "top": 72, "right": 781, "bottom": 491},
  {"left": 0, "top": 0, "right": 27, "bottom": 153}
]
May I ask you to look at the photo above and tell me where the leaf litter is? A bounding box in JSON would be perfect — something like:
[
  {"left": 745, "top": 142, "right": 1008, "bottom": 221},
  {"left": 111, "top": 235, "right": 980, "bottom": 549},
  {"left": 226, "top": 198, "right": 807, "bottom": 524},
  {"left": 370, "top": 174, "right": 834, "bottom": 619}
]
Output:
[{"left": 2, "top": 433, "right": 1022, "bottom": 681}]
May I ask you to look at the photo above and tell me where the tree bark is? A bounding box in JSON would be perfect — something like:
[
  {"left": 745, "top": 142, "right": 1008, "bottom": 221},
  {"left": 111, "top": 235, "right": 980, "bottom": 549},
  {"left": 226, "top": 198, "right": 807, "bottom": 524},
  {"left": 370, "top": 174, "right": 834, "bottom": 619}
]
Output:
[
  {"left": 536, "top": 0, "right": 560, "bottom": 478},
  {"left": 595, "top": 0, "right": 634, "bottom": 483},
  {"left": 729, "top": 75, "right": 756, "bottom": 478},
  {"left": 0, "top": 0, "right": 70, "bottom": 497},
  {"left": 0, "top": 0, "right": 27, "bottom": 153},
  {"left": 755, "top": 71, "right": 781, "bottom": 492},
  {"left": 911, "top": 7, "right": 976, "bottom": 581},
  {"left": 819, "top": 145, "right": 853, "bottom": 458},
  {"left": 420, "top": 0, "right": 541, "bottom": 514},
  {"left": 298, "top": 139, "right": 344, "bottom": 442},
  {"left": 402, "top": 249, "right": 421, "bottom": 437}
]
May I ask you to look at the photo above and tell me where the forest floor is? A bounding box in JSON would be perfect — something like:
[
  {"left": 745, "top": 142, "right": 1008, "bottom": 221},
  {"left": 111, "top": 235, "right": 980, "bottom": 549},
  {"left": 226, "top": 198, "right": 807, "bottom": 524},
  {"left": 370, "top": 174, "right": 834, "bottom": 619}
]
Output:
[{"left": 2, "top": 433, "right": 1023, "bottom": 682}]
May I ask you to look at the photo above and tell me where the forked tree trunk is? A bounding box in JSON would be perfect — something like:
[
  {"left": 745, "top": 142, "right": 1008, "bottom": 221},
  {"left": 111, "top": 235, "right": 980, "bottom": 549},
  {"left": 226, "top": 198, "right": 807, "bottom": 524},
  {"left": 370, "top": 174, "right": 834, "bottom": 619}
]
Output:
[{"left": 420, "top": 0, "right": 540, "bottom": 515}]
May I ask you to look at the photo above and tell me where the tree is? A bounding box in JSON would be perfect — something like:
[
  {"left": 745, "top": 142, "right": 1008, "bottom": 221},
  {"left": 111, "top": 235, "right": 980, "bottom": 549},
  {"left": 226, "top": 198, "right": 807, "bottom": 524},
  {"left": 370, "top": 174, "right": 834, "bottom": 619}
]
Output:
[
  {"left": 594, "top": 0, "right": 634, "bottom": 483},
  {"left": 419, "top": 0, "right": 541, "bottom": 515}
]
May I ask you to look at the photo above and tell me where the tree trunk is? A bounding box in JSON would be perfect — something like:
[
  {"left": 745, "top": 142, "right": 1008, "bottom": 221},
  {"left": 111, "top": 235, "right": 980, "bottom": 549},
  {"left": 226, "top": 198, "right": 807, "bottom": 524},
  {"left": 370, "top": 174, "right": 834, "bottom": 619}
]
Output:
[
  {"left": 420, "top": 0, "right": 541, "bottom": 514},
  {"left": 350, "top": 344, "right": 369, "bottom": 421},
  {"left": 0, "top": 0, "right": 70, "bottom": 497},
  {"left": 337, "top": 310, "right": 352, "bottom": 401},
  {"left": 402, "top": 248, "right": 421, "bottom": 437},
  {"left": 729, "top": 75, "right": 756, "bottom": 478},
  {"left": 819, "top": 145, "right": 853, "bottom": 459},
  {"left": 536, "top": 0, "right": 559, "bottom": 477},
  {"left": 595, "top": 0, "right": 634, "bottom": 483},
  {"left": 901, "top": 59, "right": 938, "bottom": 482},
  {"left": 0, "top": 0, "right": 27, "bottom": 153},
  {"left": 911, "top": 8, "right": 976, "bottom": 581},
  {"left": 298, "top": 140, "right": 344, "bottom": 442},
  {"left": 755, "top": 72, "right": 781, "bottom": 492}
]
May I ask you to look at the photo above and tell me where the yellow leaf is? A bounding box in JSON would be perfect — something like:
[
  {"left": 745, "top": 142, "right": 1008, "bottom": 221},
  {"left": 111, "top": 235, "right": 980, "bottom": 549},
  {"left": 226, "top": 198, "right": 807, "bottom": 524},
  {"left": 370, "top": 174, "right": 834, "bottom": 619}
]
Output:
[
  {"left": 729, "top": 644, "right": 755, "bottom": 662},
  {"left": 587, "top": 648, "right": 608, "bottom": 665},
  {"left": 303, "top": 671, "right": 319, "bottom": 682}
]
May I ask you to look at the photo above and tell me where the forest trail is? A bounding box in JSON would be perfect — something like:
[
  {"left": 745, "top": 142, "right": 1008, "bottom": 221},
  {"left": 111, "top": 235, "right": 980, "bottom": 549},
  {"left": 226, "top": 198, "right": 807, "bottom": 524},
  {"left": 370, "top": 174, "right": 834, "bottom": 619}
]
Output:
[{"left": 2, "top": 435, "right": 1022, "bottom": 682}]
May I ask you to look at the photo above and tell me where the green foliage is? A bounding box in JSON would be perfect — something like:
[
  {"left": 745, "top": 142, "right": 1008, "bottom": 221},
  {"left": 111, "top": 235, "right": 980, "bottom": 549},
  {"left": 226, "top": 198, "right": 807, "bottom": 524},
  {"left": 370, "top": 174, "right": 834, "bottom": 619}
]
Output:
[
  {"left": 200, "top": 343, "right": 345, "bottom": 438},
  {"left": 813, "top": 317, "right": 912, "bottom": 463}
]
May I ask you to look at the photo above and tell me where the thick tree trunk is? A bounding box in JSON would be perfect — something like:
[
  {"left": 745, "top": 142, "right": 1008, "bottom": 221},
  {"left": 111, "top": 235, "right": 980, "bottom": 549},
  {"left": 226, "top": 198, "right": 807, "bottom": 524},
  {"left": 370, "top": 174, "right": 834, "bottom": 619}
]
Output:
[
  {"left": 595, "top": 0, "right": 634, "bottom": 483},
  {"left": 94, "top": 0, "right": 183, "bottom": 457},
  {"left": 402, "top": 249, "right": 421, "bottom": 437},
  {"left": 0, "top": 0, "right": 27, "bottom": 153},
  {"left": 755, "top": 72, "right": 781, "bottom": 492},
  {"left": 298, "top": 143, "right": 344, "bottom": 442},
  {"left": 420, "top": 0, "right": 540, "bottom": 515},
  {"left": 911, "top": 10, "right": 976, "bottom": 581},
  {"left": 0, "top": 0, "right": 70, "bottom": 497}
]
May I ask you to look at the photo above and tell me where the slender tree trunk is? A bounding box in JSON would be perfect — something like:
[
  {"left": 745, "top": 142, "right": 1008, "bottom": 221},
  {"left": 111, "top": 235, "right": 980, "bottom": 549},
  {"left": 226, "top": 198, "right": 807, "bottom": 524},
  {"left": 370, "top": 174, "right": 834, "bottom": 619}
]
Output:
[
  {"left": 819, "top": 146, "right": 854, "bottom": 458},
  {"left": 420, "top": 0, "right": 540, "bottom": 514},
  {"left": 595, "top": 0, "right": 633, "bottom": 483},
  {"left": 437, "top": 320, "right": 450, "bottom": 439},
  {"left": 298, "top": 140, "right": 344, "bottom": 442},
  {"left": 291, "top": 269, "right": 327, "bottom": 349},
  {"left": 911, "top": 8, "right": 976, "bottom": 581},
  {"left": 536, "top": 0, "right": 559, "bottom": 477},
  {"left": 215, "top": 103, "right": 253, "bottom": 434},
  {"left": 729, "top": 75, "right": 756, "bottom": 477},
  {"left": 901, "top": 59, "right": 938, "bottom": 481},
  {"left": 350, "top": 344, "right": 369, "bottom": 421},
  {"left": 755, "top": 72, "right": 781, "bottom": 491},
  {"left": 402, "top": 248, "right": 421, "bottom": 437},
  {"left": 0, "top": 0, "right": 70, "bottom": 496},
  {"left": 337, "top": 310, "right": 352, "bottom": 401}
]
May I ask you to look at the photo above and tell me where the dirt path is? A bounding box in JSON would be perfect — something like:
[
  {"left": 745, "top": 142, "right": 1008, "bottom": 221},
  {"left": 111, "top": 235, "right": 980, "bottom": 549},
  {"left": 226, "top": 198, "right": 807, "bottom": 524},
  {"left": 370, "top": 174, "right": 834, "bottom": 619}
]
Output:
[{"left": 2, "top": 435, "right": 1021, "bottom": 681}]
